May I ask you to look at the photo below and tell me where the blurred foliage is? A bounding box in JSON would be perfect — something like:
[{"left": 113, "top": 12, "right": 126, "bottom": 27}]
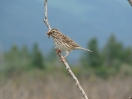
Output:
[
  {"left": 80, "top": 34, "right": 132, "bottom": 79},
  {"left": 32, "top": 43, "right": 45, "bottom": 69},
  {"left": 103, "top": 35, "right": 123, "bottom": 67},
  {"left": 83, "top": 38, "right": 103, "bottom": 68},
  {"left": 0, "top": 35, "right": 132, "bottom": 79}
]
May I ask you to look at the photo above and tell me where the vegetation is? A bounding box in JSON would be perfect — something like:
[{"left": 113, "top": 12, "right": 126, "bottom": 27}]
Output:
[
  {"left": 0, "top": 35, "right": 132, "bottom": 78},
  {"left": 0, "top": 35, "right": 132, "bottom": 99}
]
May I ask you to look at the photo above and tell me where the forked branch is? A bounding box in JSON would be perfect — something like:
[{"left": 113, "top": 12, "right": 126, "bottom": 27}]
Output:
[{"left": 43, "top": 0, "right": 88, "bottom": 99}]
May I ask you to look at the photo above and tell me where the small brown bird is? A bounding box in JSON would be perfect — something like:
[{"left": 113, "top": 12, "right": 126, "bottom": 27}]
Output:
[
  {"left": 128, "top": 0, "right": 132, "bottom": 6},
  {"left": 47, "top": 28, "right": 92, "bottom": 60}
]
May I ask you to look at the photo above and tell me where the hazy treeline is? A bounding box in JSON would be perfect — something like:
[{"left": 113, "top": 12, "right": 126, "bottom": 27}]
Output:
[
  {"left": 0, "top": 34, "right": 132, "bottom": 99},
  {"left": 0, "top": 34, "right": 132, "bottom": 79}
]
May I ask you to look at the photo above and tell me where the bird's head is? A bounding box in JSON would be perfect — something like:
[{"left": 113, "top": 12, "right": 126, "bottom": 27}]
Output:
[{"left": 47, "top": 28, "right": 58, "bottom": 38}]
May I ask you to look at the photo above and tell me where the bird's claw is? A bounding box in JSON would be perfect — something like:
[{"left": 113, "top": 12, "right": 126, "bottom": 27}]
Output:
[{"left": 55, "top": 48, "right": 61, "bottom": 54}]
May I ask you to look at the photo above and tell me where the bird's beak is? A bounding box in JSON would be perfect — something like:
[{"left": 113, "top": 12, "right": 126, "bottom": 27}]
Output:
[{"left": 47, "top": 31, "right": 50, "bottom": 39}]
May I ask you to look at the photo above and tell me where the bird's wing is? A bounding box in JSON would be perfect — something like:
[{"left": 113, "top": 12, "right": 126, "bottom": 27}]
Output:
[{"left": 60, "top": 33, "right": 80, "bottom": 48}]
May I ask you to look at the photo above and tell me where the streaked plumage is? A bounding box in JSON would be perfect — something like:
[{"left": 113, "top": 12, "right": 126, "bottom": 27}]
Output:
[{"left": 47, "top": 28, "right": 92, "bottom": 59}]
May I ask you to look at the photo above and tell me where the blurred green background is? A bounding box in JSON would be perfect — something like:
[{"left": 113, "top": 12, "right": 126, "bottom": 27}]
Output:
[{"left": 0, "top": 0, "right": 132, "bottom": 99}]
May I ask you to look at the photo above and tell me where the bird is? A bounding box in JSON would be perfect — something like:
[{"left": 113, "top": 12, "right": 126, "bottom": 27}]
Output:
[
  {"left": 128, "top": 0, "right": 132, "bottom": 6},
  {"left": 47, "top": 28, "right": 92, "bottom": 60}
]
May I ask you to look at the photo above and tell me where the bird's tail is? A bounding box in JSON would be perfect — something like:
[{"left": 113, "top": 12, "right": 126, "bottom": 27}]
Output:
[{"left": 75, "top": 47, "right": 92, "bottom": 52}]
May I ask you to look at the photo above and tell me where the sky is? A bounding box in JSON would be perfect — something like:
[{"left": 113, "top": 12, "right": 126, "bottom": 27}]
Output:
[{"left": 0, "top": 0, "right": 132, "bottom": 60}]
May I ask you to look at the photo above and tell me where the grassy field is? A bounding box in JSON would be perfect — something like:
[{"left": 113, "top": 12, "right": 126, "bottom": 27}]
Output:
[{"left": 0, "top": 68, "right": 132, "bottom": 99}]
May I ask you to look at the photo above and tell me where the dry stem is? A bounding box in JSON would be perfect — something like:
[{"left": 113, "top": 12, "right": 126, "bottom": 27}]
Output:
[
  {"left": 128, "top": 0, "right": 132, "bottom": 6},
  {"left": 43, "top": 0, "right": 88, "bottom": 99},
  {"left": 43, "top": 0, "right": 51, "bottom": 30},
  {"left": 56, "top": 49, "right": 88, "bottom": 99}
]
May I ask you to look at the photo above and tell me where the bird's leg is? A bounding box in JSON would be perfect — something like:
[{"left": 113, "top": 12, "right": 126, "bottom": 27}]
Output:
[
  {"left": 55, "top": 48, "right": 64, "bottom": 61},
  {"left": 55, "top": 49, "right": 70, "bottom": 61},
  {"left": 62, "top": 51, "right": 70, "bottom": 60},
  {"left": 55, "top": 48, "right": 61, "bottom": 54}
]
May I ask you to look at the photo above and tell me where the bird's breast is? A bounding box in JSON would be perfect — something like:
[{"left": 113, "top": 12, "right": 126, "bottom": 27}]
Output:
[{"left": 53, "top": 38, "right": 71, "bottom": 52}]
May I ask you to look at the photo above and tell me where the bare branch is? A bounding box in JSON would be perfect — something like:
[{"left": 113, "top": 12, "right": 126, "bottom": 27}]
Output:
[
  {"left": 56, "top": 49, "right": 89, "bottom": 99},
  {"left": 128, "top": 0, "right": 132, "bottom": 6},
  {"left": 43, "top": 0, "right": 51, "bottom": 30},
  {"left": 44, "top": 0, "right": 89, "bottom": 99}
]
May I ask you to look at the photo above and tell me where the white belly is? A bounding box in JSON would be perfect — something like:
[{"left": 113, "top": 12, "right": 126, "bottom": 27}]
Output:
[{"left": 53, "top": 38, "right": 71, "bottom": 52}]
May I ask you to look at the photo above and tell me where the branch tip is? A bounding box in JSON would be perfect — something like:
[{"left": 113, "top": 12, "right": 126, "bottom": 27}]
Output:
[
  {"left": 44, "top": 0, "right": 88, "bottom": 99},
  {"left": 43, "top": 0, "right": 51, "bottom": 30}
]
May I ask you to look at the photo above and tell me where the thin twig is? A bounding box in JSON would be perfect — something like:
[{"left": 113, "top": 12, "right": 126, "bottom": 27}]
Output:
[
  {"left": 56, "top": 49, "right": 88, "bottom": 99},
  {"left": 128, "top": 0, "right": 132, "bottom": 6},
  {"left": 43, "top": 0, "right": 88, "bottom": 99},
  {"left": 43, "top": 0, "right": 51, "bottom": 30}
]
